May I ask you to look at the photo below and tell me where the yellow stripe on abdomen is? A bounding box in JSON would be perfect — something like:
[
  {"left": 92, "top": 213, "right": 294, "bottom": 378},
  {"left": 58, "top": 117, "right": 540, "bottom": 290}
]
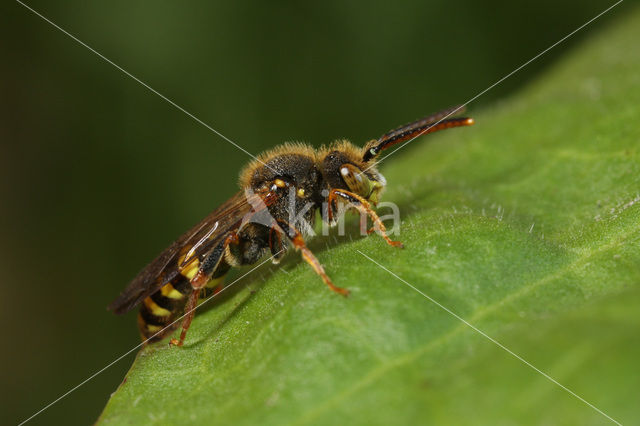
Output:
[
  {"left": 143, "top": 297, "right": 172, "bottom": 317},
  {"left": 160, "top": 283, "right": 185, "bottom": 300},
  {"left": 180, "top": 258, "right": 200, "bottom": 280}
]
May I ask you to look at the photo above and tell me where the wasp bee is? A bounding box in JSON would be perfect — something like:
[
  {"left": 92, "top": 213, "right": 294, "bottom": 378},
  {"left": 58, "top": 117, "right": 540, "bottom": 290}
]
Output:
[{"left": 109, "top": 106, "right": 473, "bottom": 346}]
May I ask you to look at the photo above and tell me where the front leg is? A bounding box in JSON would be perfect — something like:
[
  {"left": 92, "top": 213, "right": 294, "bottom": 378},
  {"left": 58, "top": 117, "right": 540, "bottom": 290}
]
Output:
[
  {"left": 274, "top": 219, "right": 349, "bottom": 296},
  {"left": 328, "top": 189, "right": 403, "bottom": 248}
]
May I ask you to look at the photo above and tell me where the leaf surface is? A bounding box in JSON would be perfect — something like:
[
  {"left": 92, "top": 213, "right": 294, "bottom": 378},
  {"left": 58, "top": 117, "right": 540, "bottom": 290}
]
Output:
[{"left": 99, "top": 9, "right": 640, "bottom": 425}]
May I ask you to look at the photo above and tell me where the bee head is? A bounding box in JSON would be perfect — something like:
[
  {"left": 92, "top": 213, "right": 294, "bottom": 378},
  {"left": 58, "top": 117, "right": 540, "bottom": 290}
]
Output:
[{"left": 320, "top": 141, "right": 386, "bottom": 204}]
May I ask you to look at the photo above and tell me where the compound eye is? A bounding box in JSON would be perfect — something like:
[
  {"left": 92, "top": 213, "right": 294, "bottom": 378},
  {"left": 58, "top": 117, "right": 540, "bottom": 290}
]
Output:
[
  {"left": 296, "top": 188, "right": 305, "bottom": 198},
  {"left": 339, "top": 163, "right": 373, "bottom": 197},
  {"left": 274, "top": 178, "right": 286, "bottom": 188}
]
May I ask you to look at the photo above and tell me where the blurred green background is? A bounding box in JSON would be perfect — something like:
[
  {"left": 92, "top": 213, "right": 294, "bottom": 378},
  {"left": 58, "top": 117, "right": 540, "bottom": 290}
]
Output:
[{"left": 1, "top": 1, "right": 630, "bottom": 424}]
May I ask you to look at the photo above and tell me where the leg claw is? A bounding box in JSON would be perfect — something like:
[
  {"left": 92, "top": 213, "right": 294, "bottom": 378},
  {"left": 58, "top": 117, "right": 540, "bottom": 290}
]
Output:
[{"left": 331, "top": 285, "right": 350, "bottom": 297}]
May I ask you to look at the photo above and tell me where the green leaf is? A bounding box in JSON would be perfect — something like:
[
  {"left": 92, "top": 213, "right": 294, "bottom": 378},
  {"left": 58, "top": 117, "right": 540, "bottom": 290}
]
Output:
[{"left": 98, "top": 9, "right": 640, "bottom": 425}]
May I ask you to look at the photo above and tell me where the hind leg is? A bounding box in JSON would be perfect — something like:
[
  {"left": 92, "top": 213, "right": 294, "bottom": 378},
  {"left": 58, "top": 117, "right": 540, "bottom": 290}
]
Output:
[{"left": 170, "top": 232, "right": 238, "bottom": 347}]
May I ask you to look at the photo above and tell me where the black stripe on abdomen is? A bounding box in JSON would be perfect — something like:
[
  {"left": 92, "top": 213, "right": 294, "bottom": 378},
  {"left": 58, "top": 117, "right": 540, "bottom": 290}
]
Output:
[{"left": 138, "top": 279, "right": 189, "bottom": 341}]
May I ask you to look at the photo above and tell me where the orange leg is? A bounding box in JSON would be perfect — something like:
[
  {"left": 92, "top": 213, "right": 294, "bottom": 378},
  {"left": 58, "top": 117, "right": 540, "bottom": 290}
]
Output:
[
  {"left": 328, "top": 189, "right": 403, "bottom": 248},
  {"left": 269, "top": 226, "right": 287, "bottom": 263},
  {"left": 170, "top": 232, "right": 237, "bottom": 347},
  {"left": 170, "top": 288, "right": 201, "bottom": 347},
  {"left": 197, "top": 281, "right": 225, "bottom": 299},
  {"left": 275, "top": 219, "right": 349, "bottom": 296},
  {"left": 211, "top": 282, "right": 225, "bottom": 296}
]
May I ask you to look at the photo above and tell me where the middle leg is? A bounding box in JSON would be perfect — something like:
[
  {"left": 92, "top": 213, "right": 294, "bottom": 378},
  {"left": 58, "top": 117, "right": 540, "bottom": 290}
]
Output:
[{"left": 274, "top": 219, "right": 349, "bottom": 296}]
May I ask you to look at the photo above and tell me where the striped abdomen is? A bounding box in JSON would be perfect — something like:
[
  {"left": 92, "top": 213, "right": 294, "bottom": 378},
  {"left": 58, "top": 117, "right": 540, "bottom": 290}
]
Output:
[
  {"left": 137, "top": 257, "right": 229, "bottom": 342},
  {"left": 137, "top": 276, "right": 192, "bottom": 342},
  {"left": 136, "top": 224, "right": 269, "bottom": 342}
]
